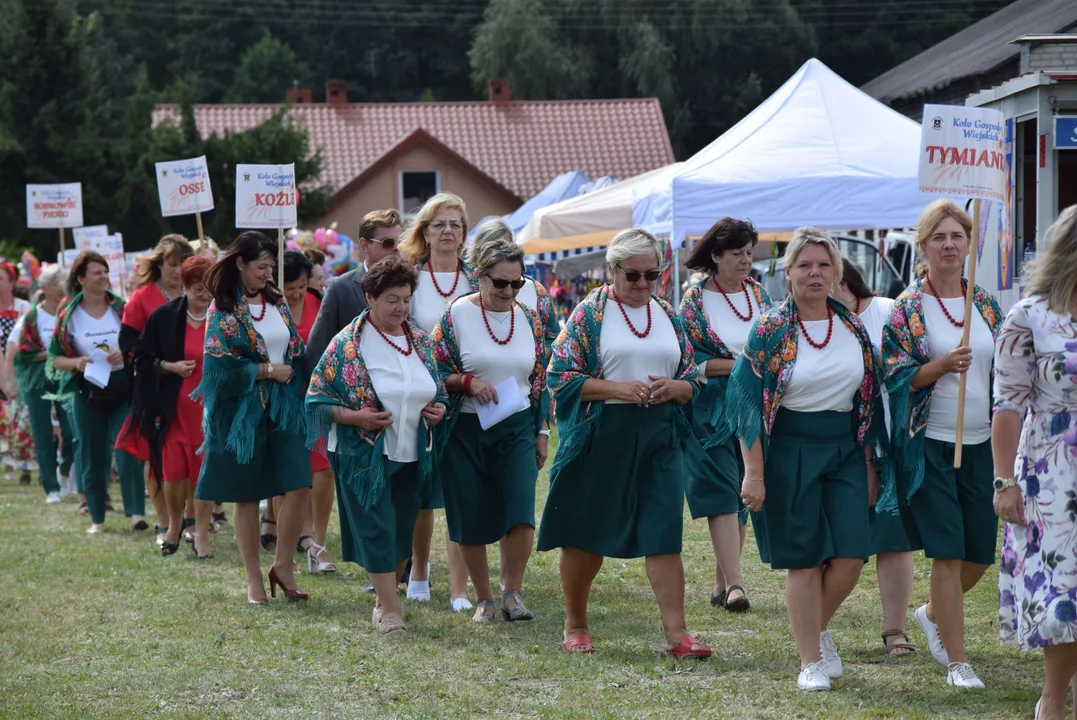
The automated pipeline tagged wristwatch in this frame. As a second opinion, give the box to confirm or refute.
[993,476,1017,492]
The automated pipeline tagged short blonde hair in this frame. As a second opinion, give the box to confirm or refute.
[131,234,193,289]
[916,199,972,253]
[1024,205,1077,313]
[398,193,469,265]
[783,226,843,285]
[190,236,219,259]
[606,228,661,268]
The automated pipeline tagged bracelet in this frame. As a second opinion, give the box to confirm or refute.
[265,361,273,380]
[461,374,474,397]
[538,429,551,437]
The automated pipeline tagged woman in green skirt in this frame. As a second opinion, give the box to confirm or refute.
[883,199,1002,688]
[49,252,146,535]
[307,257,447,635]
[538,228,711,659]
[730,227,891,692]
[431,237,549,624]
[679,217,772,612]
[193,232,312,605]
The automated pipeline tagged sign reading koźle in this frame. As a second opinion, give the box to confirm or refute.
[156,156,214,216]
[235,164,297,229]
[26,183,84,228]
[918,105,1008,202]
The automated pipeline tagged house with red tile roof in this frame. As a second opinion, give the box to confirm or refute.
[152,80,675,233]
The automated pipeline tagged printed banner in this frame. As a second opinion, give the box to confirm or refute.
[919,105,1008,203]
[73,226,126,294]
[156,155,214,217]
[999,118,1015,290]
[235,164,298,229]
[27,183,83,229]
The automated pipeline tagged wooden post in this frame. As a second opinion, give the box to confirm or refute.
[194,211,205,243]
[277,227,284,288]
[952,199,980,468]
[59,227,66,268]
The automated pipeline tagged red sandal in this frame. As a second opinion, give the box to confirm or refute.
[667,635,712,659]
[563,633,596,654]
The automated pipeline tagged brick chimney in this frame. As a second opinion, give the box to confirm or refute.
[488,78,511,104]
[326,80,348,105]
[286,87,313,104]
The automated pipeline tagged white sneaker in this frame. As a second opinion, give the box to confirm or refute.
[819,630,843,679]
[406,580,430,601]
[946,661,984,689]
[915,604,949,667]
[45,491,61,504]
[797,662,831,691]
[450,597,474,613]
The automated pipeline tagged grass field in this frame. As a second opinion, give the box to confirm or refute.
[0,441,1045,720]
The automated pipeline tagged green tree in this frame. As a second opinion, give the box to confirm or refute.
[224,30,311,104]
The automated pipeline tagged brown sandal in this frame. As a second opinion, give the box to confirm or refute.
[882,629,917,656]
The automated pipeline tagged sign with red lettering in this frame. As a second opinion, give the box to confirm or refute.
[73,226,127,294]
[26,183,83,228]
[156,156,214,217]
[235,163,298,229]
[919,105,1007,202]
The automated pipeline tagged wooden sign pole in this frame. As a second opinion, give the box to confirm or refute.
[195,211,205,243]
[59,227,66,268]
[952,198,980,468]
[277,227,284,288]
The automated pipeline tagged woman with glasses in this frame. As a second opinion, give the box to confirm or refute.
[538,228,711,658]
[431,236,548,623]
[398,193,477,611]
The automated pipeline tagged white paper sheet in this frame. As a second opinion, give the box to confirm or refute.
[84,349,112,389]
[475,377,529,430]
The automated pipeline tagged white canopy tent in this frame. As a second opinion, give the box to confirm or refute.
[634,58,926,246]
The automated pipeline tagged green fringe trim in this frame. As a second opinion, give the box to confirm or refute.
[547,378,604,480]
[191,363,260,463]
[700,377,734,450]
[886,366,928,506]
[13,358,47,394]
[725,366,767,459]
[328,441,387,510]
[868,394,899,514]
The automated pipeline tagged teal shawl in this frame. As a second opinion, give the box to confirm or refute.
[305,312,446,509]
[190,287,306,463]
[678,277,771,449]
[882,278,1002,503]
[546,284,701,478]
[14,304,49,393]
[726,296,895,511]
[45,291,126,400]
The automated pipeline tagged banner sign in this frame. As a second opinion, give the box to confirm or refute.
[1055,116,1077,150]
[235,164,298,229]
[918,105,1008,203]
[998,117,1015,290]
[26,183,83,228]
[74,226,126,293]
[156,155,214,217]
[73,225,110,250]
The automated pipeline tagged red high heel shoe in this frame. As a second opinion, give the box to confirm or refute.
[268,566,309,602]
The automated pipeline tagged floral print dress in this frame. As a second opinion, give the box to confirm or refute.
[996,295,1077,649]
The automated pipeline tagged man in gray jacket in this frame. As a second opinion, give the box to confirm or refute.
[305,208,404,372]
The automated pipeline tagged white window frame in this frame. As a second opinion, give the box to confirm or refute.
[398,169,441,217]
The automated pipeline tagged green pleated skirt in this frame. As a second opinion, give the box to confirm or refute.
[440,410,537,546]
[538,403,684,559]
[684,433,743,522]
[761,409,870,570]
[900,438,997,564]
[870,507,915,555]
[335,459,421,574]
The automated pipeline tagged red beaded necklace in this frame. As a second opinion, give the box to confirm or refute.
[714,278,752,322]
[854,296,862,315]
[924,275,967,328]
[428,259,461,298]
[371,319,413,356]
[248,294,268,322]
[611,288,652,338]
[479,295,515,345]
[797,303,834,349]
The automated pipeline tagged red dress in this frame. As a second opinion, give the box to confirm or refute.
[161,321,206,483]
[115,283,171,462]
[296,292,330,475]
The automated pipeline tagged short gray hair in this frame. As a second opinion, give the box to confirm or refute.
[469,236,524,276]
[606,228,661,268]
[783,226,843,285]
[37,264,67,289]
[467,218,513,265]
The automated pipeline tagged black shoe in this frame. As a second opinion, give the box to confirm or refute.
[260,515,277,552]
[155,525,168,547]
[296,534,314,554]
[210,511,229,533]
[190,539,213,560]
[182,517,196,544]
[399,557,413,586]
[19,471,31,486]
[161,540,180,556]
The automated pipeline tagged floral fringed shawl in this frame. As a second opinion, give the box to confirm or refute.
[14,304,49,393]
[679,277,771,449]
[46,291,126,398]
[431,295,549,439]
[547,285,701,478]
[726,296,896,511]
[306,312,446,509]
[190,287,306,464]
[416,259,479,296]
[882,278,1001,503]
[531,277,560,365]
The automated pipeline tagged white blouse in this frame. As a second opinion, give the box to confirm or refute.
[249,302,290,365]
[360,324,438,462]
[412,267,476,334]
[856,296,895,434]
[600,299,680,404]
[782,318,865,412]
[449,297,535,415]
[701,285,759,357]
[923,296,994,445]
[8,308,56,349]
[70,306,123,370]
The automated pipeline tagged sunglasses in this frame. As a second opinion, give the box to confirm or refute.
[430,221,464,234]
[617,266,661,283]
[366,236,398,249]
[485,276,526,290]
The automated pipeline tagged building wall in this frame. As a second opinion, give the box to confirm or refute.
[1030,43,1077,71]
[313,145,519,236]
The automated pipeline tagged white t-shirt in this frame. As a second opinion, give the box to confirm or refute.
[449,298,535,415]
[10,307,58,351]
[249,302,290,365]
[782,318,865,412]
[360,324,438,462]
[855,296,895,434]
[412,267,476,334]
[516,279,539,314]
[701,285,760,357]
[924,296,994,444]
[7,313,25,349]
[600,299,680,404]
[70,306,123,369]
